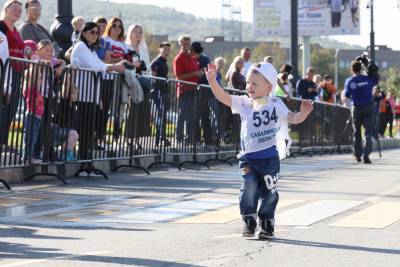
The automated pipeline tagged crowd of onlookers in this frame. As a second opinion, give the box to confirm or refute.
[0,0,399,167]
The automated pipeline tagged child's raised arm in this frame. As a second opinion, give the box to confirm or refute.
[287,99,313,124]
[205,63,232,107]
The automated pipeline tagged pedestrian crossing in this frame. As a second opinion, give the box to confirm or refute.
[329,202,400,229]
[0,192,399,229]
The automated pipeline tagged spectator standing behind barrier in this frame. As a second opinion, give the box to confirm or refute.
[313,74,322,101]
[34,39,65,77]
[93,16,111,63]
[151,42,171,147]
[0,0,25,152]
[379,90,396,138]
[70,22,124,165]
[275,72,292,98]
[226,47,252,81]
[173,35,202,144]
[213,56,226,141]
[227,56,246,90]
[30,40,65,160]
[279,63,294,95]
[125,24,150,72]
[344,61,378,164]
[394,97,400,138]
[103,17,127,64]
[71,16,84,44]
[19,1,55,46]
[241,47,253,77]
[23,65,43,164]
[372,85,384,139]
[394,98,400,138]
[190,41,215,145]
[214,57,226,86]
[319,75,337,103]
[296,68,318,100]
[124,24,152,148]
[98,18,128,147]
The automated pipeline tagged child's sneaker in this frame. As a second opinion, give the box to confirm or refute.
[258,219,275,240]
[242,217,257,237]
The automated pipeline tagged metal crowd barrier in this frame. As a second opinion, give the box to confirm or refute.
[0,57,354,190]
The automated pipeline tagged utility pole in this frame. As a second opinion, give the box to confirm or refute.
[368,0,375,62]
[291,0,299,83]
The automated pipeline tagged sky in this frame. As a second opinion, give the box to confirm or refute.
[110,0,400,50]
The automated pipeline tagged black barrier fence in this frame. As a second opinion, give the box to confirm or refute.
[0,56,353,189]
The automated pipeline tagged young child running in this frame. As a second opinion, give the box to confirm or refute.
[205,62,313,240]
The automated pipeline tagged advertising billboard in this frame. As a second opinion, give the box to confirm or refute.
[254,0,360,36]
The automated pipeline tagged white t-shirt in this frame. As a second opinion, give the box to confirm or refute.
[242,60,253,77]
[231,95,291,160]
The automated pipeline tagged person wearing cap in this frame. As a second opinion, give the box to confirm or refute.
[151,42,171,146]
[205,62,313,240]
[190,41,215,145]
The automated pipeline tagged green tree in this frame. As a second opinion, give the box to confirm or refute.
[381,67,400,96]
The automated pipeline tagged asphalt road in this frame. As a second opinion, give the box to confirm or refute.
[0,150,399,267]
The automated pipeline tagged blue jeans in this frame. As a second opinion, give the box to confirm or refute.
[24,114,41,158]
[238,156,280,220]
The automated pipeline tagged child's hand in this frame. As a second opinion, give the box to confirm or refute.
[300,100,313,114]
[204,63,217,82]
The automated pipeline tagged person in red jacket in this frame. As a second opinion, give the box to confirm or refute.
[0,0,25,151]
[173,35,203,144]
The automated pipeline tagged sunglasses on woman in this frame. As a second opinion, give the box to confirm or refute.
[112,24,123,29]
[87,30,99,35]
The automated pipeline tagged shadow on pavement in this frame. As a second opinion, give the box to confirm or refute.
[272,238,400,255]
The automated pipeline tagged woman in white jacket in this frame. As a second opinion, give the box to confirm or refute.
[70,22,124,163]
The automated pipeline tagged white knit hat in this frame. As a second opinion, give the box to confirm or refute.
[247,62,278,90]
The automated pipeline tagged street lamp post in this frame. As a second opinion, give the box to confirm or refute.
[291,0,299,84]
[367,0,375,62]
[50,0,74,55]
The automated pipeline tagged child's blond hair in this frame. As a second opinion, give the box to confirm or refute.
[71,16,85,29]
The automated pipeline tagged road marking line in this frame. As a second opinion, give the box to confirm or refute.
[0,251,112,267]
[277,200,364,226]
[172,199,304,224]
[173,205,239,224]
[330,202,400,228]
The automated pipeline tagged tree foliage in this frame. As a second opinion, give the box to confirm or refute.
[381,68,400,96]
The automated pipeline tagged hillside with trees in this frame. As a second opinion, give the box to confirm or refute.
[7,0,362,50]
